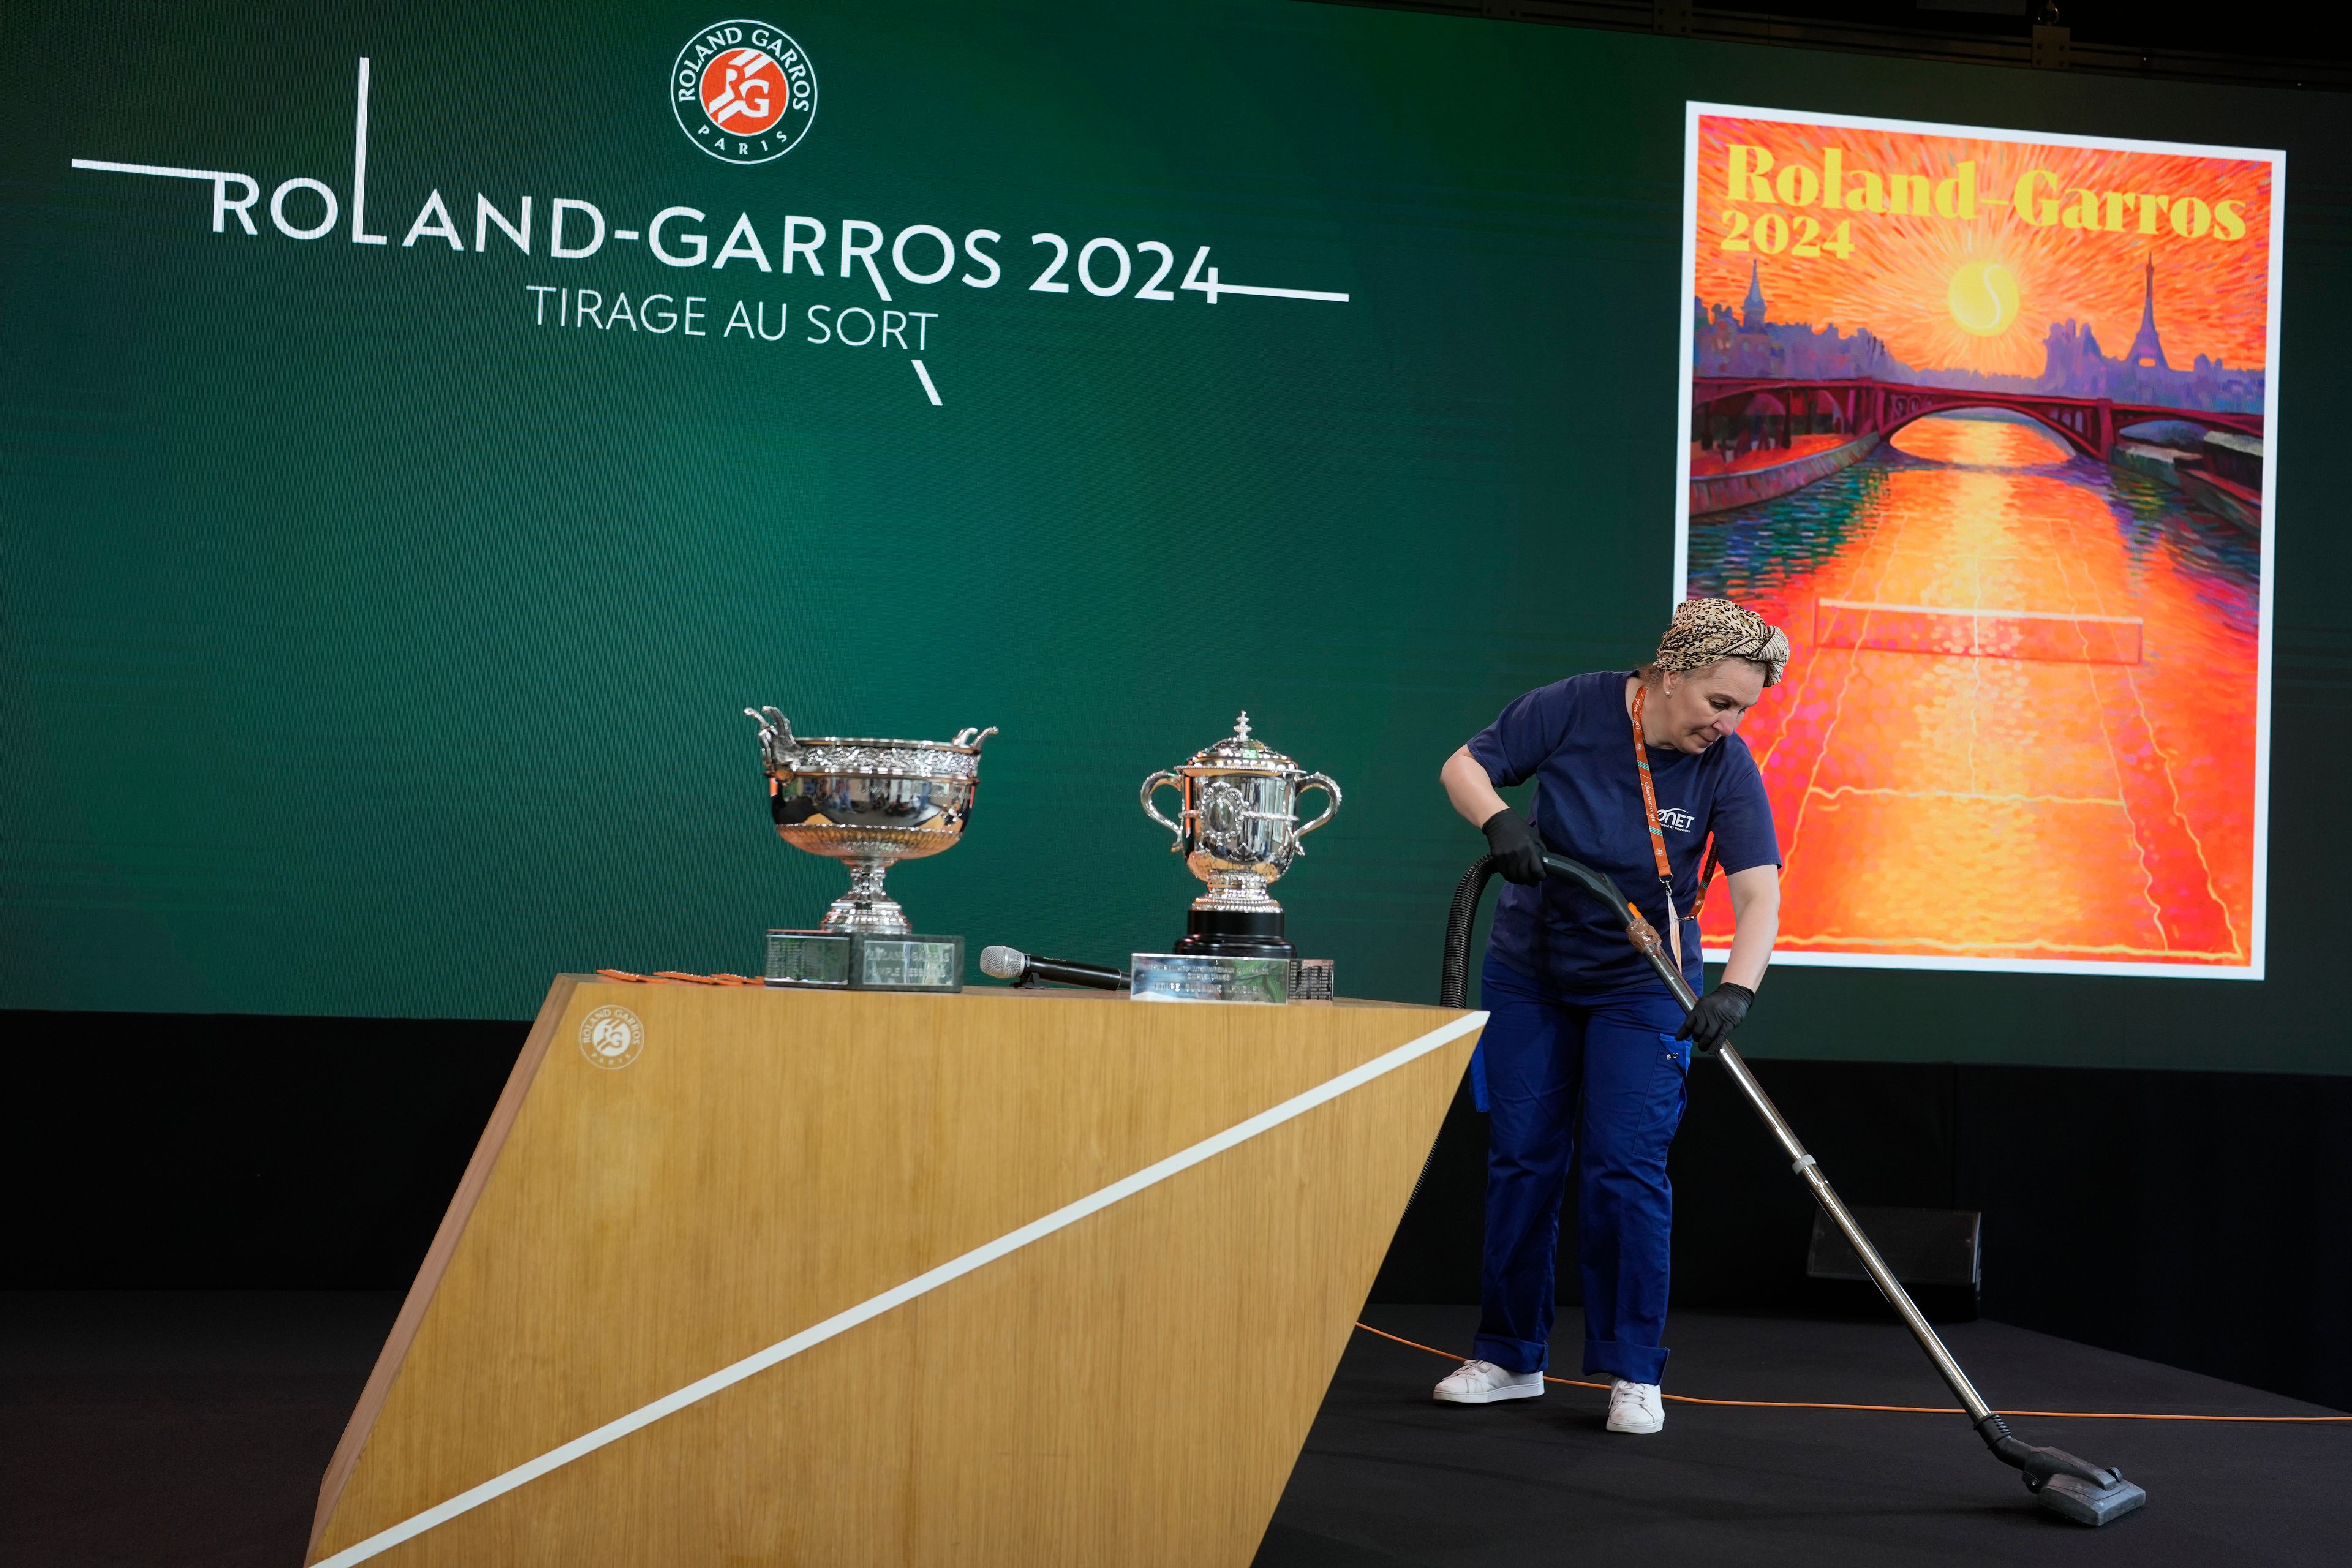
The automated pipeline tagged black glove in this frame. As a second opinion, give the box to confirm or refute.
[1480,808,1548,886]
[1676,981,1754,1054]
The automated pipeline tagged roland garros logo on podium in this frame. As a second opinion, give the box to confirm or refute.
[578,1004,646,1070]
[671,19,817,164]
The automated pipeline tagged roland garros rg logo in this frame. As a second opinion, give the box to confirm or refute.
[673,19,816,164]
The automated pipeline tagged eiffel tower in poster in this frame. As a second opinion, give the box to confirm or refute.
[2124,254,2169,371]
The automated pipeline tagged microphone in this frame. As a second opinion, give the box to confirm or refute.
[979,945,1131,991]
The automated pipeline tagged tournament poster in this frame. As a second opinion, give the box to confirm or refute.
[1676,105,2282,976]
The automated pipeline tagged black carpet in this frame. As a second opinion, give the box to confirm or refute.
[1262,1305,2350,1567]
[4,1294,2343,1567]
[1,1291,400,1568]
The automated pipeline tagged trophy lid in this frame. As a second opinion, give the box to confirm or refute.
[1180,712,1298,774]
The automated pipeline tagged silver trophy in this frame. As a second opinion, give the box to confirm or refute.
[746,708,995,987]
[1140,712,1340,960]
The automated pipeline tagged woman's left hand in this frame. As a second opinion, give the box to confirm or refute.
[1676,981,1754,1053]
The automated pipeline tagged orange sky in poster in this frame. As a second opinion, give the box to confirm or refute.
[1692,116,2274,378]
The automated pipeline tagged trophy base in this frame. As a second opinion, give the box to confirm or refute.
[820,894,910,936]
[766,930,964,992]
[1175,905,1295,961]
[1131,952,1291,1005]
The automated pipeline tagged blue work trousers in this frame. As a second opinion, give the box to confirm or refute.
[1472,951,1691,1386]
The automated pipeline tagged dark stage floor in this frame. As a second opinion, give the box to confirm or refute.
[1264,1305,2349,1567]
[0,1291,400,1568]
[2,1294,2343,1567]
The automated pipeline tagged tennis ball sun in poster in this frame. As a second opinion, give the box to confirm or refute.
[1676,105,2281,977]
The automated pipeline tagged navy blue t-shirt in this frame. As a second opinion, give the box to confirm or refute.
[1468,669,1781,995]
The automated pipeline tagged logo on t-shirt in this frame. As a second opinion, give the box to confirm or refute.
[1657,807,1696,832]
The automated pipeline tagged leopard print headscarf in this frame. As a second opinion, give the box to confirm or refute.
[1654,597,1789,687]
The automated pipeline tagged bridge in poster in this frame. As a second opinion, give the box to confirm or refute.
[1691,375,2265,460]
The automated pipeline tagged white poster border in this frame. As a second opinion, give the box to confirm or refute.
[1674,100,2282,982]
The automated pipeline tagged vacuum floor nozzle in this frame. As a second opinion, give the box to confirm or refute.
[1980,1418,2147,1526]
[2034,1468,2149,1527]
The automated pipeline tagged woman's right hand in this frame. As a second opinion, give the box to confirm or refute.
[1480,809,1549,885]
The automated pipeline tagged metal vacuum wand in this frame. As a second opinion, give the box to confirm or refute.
[1439,851,2146,1528]
[1534,855,2003,1417]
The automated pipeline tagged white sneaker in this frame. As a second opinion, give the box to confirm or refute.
[1433,1359,1545,1404]
[1606,1378,1664,1433]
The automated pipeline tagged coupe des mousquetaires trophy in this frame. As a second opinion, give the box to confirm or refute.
[746,706,995,992]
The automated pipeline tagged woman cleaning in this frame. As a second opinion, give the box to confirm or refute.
[1433,597,1789,1434]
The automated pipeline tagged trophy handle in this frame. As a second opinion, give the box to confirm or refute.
[1294,773,1342,839]
[745,706,796,770]
[1140,771,1187,845]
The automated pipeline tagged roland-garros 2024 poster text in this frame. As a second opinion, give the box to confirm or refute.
[1676,105,2282,978]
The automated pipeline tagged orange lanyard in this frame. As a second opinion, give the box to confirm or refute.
[1629,684,1684,971]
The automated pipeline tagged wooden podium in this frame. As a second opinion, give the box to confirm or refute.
[308,976,1482,1567]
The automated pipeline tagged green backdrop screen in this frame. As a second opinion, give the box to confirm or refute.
[4,1,2347,1069]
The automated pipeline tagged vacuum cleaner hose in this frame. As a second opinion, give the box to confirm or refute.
[1439,855,1499,1011]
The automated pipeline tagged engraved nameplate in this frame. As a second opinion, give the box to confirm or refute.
[767,931,963,992]
[1129,952,1291,1005]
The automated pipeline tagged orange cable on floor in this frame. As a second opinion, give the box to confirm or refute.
[1354,1322,2352,1424]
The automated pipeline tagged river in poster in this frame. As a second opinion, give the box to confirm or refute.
[1675,104,2281,977]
